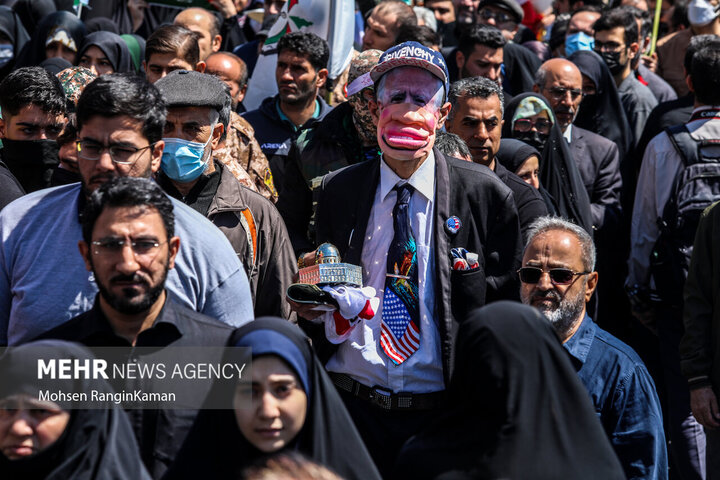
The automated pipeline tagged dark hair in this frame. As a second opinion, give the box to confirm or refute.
[457,24,506,59]
[684,34,720,73]
[145,24,200,67]
[435,131,472,160]
[277,31,329,72]
[0,66,66,117]
[568,5,602,20]
[569,0,604,9]
[691,44,720,105]
[77,73,167,144]
[593,9,638,47]
[375,0,418,33]
[619,5,651,39]
[206,51,249,89]
[672,0,689,30]
[396,24,441,49]
[448,76,505,122]
[81,176,174,244]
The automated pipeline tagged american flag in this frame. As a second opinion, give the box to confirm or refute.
[380,288,420,364]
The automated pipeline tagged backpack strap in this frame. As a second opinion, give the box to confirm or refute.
[665,124,699,167]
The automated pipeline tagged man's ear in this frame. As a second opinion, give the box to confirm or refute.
[584,271,598,302]
[628,41,640,60]
[210,121,224,149]
[238,84,247,103]
[369,98,380,127]
[167,236,180,269]
[455,50,466,73]
[78,240,93,272]
[212,35,222,53]
[316,68,329,89]
[436,102,452,129]
[150,139,164,174]
[195,61,206,73]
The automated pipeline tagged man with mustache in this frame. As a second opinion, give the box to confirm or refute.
[0,73,254,346]
[290,41,522,476]
[445,76,547,240]
[520,216,667,480]
[534,58,622,237]
[242,31,332,196]
[37,177,235,478]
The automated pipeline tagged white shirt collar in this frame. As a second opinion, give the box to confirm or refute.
[379,150,436,202]
[563,123,573,143]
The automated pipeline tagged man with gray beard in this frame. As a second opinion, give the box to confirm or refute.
[520,216,668,480]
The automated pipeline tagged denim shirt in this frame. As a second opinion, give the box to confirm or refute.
[564,314,668,480]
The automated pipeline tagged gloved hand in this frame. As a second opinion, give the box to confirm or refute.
[318,285,379,343]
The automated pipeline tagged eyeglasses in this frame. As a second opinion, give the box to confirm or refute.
[77,140,156,165]
[593,41,625,53]
[546,86,584,101]
[513,118,552,135]
[478,8,516,25]
[91,238,167,262]
[518,266,591,285]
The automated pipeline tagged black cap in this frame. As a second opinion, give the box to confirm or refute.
[479,0,524,23]
[155,70,229,111]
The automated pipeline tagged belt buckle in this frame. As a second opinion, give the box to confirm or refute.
[369,386,393,410]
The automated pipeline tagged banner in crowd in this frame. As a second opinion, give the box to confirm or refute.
[243,0,355,111]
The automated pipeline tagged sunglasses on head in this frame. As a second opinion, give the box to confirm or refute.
[517,266,590,285]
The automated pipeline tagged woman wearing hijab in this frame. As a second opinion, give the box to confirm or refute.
[568,50,633,163]
[0,340,151,480]
[496,138,558,215]
[77,31,133,75]
[0,5,28,81]
[162,318,381,480]
[12,0,55,36]
[15,10,86,68]
[502,93,593,234]
[395,302,626,480]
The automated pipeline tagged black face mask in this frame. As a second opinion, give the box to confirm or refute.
[1,139,59,193]
[50,165,81,187]
[599,50,626,75]
[514,131,548,151]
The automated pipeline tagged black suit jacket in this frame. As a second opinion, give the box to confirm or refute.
[310,149,522,385]
[569,126,622,234]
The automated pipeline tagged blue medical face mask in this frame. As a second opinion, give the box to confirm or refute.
[564,32,595,57]
[0,44,13,69]
[161,134,213,183]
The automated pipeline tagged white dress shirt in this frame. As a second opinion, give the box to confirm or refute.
[324,152,445,393]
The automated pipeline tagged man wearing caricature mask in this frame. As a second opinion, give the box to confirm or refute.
[288,41,522,477]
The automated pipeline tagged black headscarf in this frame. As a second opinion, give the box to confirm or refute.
[85,16,119,34]
[568,50,633,161]
[162,318,381,480]
[502,93,593,234]
[496,137,541,173]
[0,340,151,480]
[0,5,28,80]
[395,302,626,480]
[502,42,542,96]
[78,31,133,74]
[12,0,55,36]
[15,10,86,68]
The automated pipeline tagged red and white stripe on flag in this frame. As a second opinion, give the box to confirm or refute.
[380,321,420,365]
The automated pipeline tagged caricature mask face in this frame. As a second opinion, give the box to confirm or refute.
[371,67,449,162]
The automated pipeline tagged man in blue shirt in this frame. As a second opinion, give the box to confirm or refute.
[520,215,668,480]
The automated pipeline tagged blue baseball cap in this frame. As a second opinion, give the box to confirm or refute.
[370,41,449,100]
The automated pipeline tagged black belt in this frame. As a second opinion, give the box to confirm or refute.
[329,372,446,411]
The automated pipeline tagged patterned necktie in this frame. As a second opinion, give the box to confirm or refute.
[380,183,420,365]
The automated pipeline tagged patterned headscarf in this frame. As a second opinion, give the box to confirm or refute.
[57,66,96,112]
[347,49,382,146]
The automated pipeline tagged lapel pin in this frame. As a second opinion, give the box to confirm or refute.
[445,216,461,234]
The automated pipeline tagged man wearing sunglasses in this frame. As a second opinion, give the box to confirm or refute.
[520,216,667,480]
[476,0,523,42]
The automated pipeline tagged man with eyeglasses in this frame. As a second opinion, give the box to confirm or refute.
[520,215,667,480]
[36,176,236,478]
[0,73,254,346]
[594,8,658,148]
[534,58,622,237]
[476,0,523,42]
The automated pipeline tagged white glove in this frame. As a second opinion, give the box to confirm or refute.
[318,285,379,344]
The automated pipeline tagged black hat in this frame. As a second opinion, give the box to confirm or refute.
[155,70,229,111]
[479,0,524,23]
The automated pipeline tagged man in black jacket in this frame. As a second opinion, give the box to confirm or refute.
[445,76,547,241]
[242,31,332,195]
[289,41,522,477]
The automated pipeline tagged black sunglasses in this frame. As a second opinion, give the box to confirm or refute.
[517,266,590,285]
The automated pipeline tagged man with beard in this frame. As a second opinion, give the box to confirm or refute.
[520,216,667,480]
[0,73,254,346]
[290,41,522,476]
[446,76,547,240]
[454,24,505,85]
[37,177,235,478]
[0,67,66,195]
[534,58,622,236]
[243,31,332,196]
[594,9,658,148]
[362,0,418,52]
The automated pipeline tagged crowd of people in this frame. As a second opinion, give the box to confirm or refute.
[0,0,718,478]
